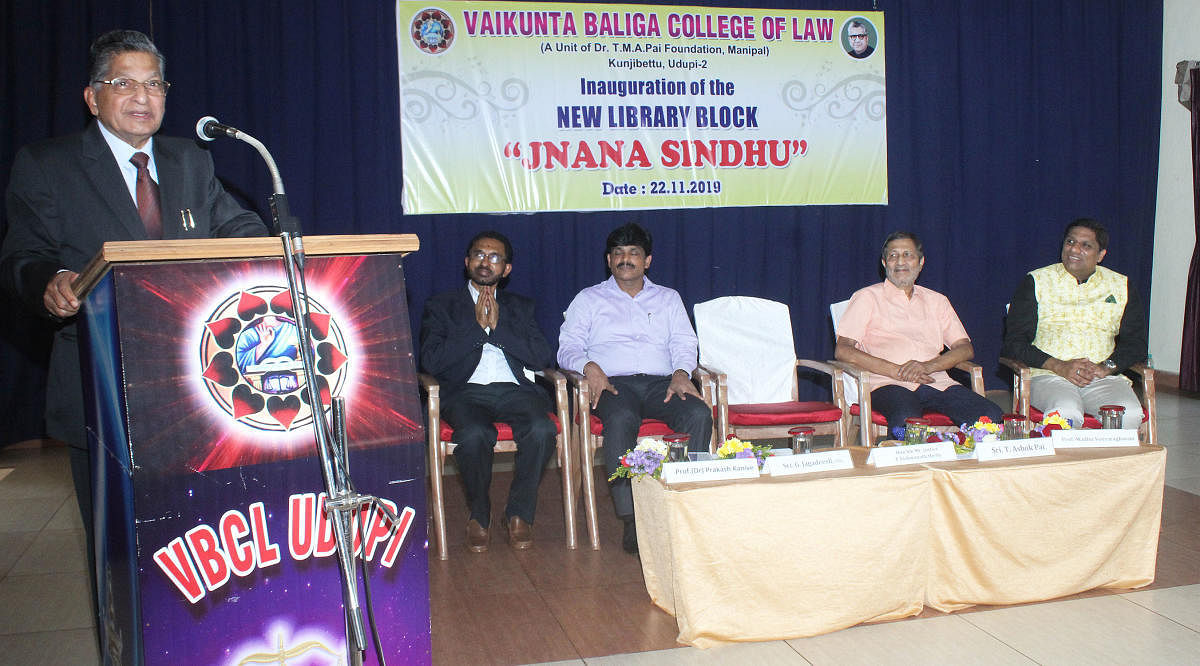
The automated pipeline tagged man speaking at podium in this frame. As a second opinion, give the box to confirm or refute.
[0,30,265,575]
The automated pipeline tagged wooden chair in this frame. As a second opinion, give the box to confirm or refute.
[420,370,576,560]
[694,297,848,447]
[564,369,713,550]
[830,299,989,446]
[999,357,1157,445]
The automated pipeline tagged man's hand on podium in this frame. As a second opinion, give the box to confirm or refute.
[44,270,80,318]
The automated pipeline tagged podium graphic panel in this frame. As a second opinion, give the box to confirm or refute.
[85,252,430,664]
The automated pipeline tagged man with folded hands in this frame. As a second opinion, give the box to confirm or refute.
[420,231,557,552]
[1001,218,1146,429]
[835,231,1003,437]
[558,222,712,554]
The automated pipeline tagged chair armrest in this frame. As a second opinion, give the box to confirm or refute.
[417,372,440,410]
[536,368,571,421]
[693,365,719,406]
[797,359,847,412]
[796,358,838,378]
[997,357,1030,375]
[1126,362,1154,382]
[560,368,590,419]
[829,359,870,389]
[952,361,986,396]
[417,373,440,446]
[696,364,727,445]
[830,359,874,447]
[1127,363,1157,446]
[417,372,439,395]
[998,357,1031,417]
[560,367,586,393]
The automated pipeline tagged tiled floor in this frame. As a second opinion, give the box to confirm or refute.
[2,391,1199,665]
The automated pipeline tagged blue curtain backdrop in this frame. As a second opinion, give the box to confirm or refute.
[0,0,1163,444]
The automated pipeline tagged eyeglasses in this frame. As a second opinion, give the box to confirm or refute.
[848,33,869,40]
[94,77,171,97]
[471,250,505,264]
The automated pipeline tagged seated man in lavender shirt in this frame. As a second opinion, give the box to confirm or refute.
[558,222,712,554]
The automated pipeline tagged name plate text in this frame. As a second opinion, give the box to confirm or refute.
[763,449,854,476]
[662,457,760,484]
[975,437,1056,461]
[867,441,957,467]
[1051,429,1140,448]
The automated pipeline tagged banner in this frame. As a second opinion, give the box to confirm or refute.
[396,1,887,214]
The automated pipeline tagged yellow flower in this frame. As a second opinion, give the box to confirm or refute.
[1043,410,1072,429]
[716,437,751,458]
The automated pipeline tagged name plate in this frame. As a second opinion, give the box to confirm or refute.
[1051,428,1141,448]
[763,449,854,476]
[867,441,957,467]
[661,457,760,484]
[975,437,1056,461]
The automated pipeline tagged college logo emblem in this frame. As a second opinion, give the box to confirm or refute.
[199,286,349,431]
[410,8,454,54]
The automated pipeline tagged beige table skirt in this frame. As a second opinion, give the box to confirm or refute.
[633,445,1165,648]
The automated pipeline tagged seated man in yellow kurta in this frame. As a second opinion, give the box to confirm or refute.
[1002,218,1147,428]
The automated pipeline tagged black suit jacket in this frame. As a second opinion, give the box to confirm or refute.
[2,120,266,312]
[0,120,267,445]
[419,286,553,405]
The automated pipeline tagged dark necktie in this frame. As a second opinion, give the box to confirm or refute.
[129,152,162,239]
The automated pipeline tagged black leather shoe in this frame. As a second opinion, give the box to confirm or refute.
[503,515,533,550]
[622,518,638,554]
[466,519,489,553]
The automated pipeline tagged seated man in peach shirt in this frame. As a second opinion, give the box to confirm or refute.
[834,231,1003,436]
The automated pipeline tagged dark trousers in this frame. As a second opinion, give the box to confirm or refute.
[595,374,713,517]
[443,382,557,527]
[870,383,1004,435]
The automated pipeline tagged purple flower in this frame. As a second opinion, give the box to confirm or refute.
[623,448,665,476]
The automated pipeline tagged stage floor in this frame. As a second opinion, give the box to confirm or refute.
[2,390,1199,664]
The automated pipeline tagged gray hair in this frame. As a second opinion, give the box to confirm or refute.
[88,30,165,86]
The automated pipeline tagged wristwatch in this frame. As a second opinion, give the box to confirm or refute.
[1102,359,1117,372]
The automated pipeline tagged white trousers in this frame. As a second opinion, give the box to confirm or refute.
[1029,374,1144,429]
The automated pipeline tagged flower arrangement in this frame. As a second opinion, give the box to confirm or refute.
[955,415,1001,454]
[716,436,773,468]
[892,425,958,447]
[609,437,669,481]
[1029,410,1074,437]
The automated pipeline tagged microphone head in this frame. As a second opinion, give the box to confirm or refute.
[196,116,220,141]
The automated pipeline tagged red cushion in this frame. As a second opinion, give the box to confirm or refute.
[727,401,843,426]
[922,412,958,427]
[847,404,972,428]
[587,416,673,437]
[441,413,560,442]
[849,403,889,425]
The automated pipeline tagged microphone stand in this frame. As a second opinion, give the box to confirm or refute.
[281,232,399,665]
[204,118,400,665]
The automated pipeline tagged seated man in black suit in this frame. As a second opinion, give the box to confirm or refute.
[420,231,557,552]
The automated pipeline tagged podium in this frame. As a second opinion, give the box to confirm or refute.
[73,235,429,664]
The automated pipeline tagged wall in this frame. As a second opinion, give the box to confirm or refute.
[1151,0,1200,373]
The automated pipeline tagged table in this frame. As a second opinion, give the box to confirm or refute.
[633,445,1165,648]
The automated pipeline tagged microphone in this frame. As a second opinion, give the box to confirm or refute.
[193,115,297,236]
[195,116,240,141]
